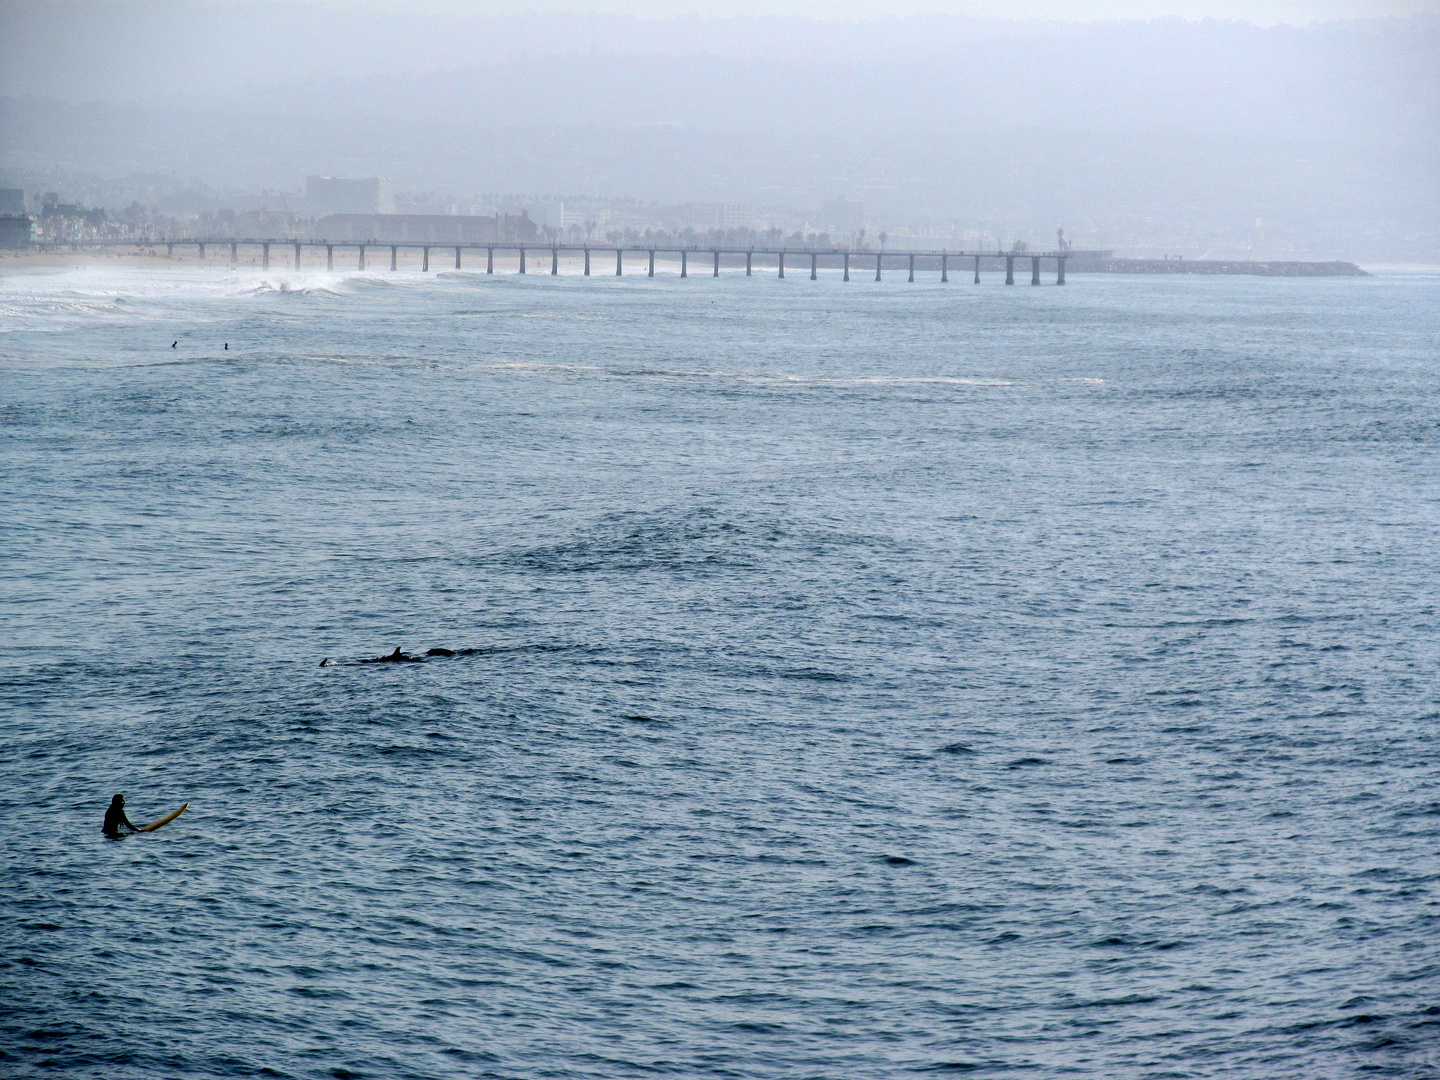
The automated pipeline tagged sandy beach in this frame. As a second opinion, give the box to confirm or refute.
[0,248,256,271]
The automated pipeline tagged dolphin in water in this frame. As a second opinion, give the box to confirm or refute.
[360,647,425,664]
[320,646,478,666]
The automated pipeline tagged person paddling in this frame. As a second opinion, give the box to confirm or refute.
[102,794,140,838]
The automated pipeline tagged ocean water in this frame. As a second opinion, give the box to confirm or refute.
[1,263,1437,1079]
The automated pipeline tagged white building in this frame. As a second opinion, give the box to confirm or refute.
[305,177,395,216]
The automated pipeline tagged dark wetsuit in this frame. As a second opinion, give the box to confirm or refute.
[103,803,139,838]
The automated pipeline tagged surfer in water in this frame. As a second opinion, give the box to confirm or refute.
[102,794,140,838]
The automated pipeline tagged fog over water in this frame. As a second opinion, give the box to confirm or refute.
[1,1,1437,257]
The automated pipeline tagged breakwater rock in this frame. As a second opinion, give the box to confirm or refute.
[1072,258,1368,277]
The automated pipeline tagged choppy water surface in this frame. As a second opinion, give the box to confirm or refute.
[2,264,1438,1079]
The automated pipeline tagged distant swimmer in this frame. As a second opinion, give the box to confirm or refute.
[171,341,177,348]
[102,794,140,838]
[224,343,229,350]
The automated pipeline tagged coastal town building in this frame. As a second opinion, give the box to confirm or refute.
[305,176,395,216]
[1,188,33,247]
[0,215,32,248]
[310,212,538,244]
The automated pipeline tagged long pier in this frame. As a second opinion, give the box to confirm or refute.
[39,238,1073,284]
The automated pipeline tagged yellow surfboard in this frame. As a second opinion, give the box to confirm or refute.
[139,803,189,833]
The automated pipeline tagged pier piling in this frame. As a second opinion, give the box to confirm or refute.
[67,237,1078,292]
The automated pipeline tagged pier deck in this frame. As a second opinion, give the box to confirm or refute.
[27,239,1366,280]
[34,239,1076,284]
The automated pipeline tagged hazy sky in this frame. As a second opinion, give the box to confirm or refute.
[317,0,1439,19]
[2,0,1436,257]
[6,0,1438,104]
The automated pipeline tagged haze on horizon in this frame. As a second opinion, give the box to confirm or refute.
[1,0,1436,259]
